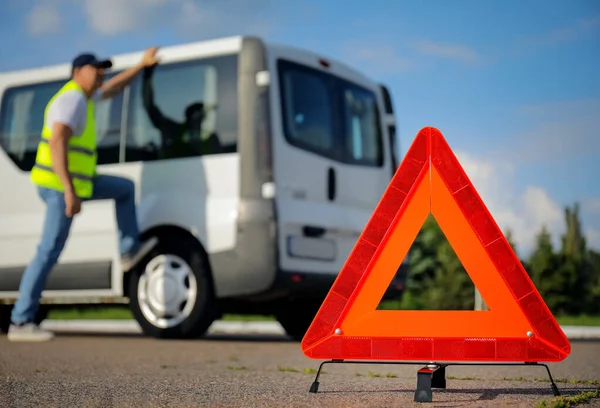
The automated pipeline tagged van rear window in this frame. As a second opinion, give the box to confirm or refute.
[277,59,383,167]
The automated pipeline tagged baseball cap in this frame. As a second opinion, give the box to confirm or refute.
[71,53,113,70]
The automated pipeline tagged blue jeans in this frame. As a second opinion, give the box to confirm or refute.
[10,174,141,325]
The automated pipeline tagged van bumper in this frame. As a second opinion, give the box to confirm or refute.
[272,263,408,301]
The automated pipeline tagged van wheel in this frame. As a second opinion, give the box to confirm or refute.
[128,238,217,339]
[275,298,321,341]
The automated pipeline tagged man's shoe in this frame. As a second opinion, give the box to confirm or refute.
[7,323,55,342]
[121,236,159,272]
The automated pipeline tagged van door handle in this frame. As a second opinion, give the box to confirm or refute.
[303,226,326,237]
[327,167,336,201]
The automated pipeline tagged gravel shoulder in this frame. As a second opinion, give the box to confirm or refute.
[1,333,599,407]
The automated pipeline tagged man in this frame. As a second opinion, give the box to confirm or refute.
[7,48,162,342]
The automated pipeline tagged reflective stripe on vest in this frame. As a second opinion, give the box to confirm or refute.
[30,80,97,198]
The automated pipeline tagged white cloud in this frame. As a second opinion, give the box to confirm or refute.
[497,99,600,164]
[82,0,176,36]
[26,1,63,36]
[467,99,600,253]
[455,150,565,257]
[583,197,600,215]
[339,38,481,77]
[525,15,600,47]
[176,0,273,38]
[581,15,600,30]
[80,0,275,37]
[505,15,600,59]
[585,227,600,251]
[414,40,481,64]
[340,42,416,76]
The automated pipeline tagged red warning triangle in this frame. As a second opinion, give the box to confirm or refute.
[301,127,570,362]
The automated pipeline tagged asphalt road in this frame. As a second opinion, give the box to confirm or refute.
[1,332,599,408]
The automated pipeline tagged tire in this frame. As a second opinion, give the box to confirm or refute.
[275,298,322,341]
[128,237,217,339]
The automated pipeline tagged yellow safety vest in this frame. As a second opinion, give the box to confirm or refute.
[30,80,97,198]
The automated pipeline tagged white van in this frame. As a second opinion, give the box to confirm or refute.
[0,35,407,340]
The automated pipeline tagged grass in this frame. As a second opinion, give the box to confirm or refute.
[539,378,599,386]
[277,366,299,373]
[271,366,327,375]
[354,371,398,378]
[536,388,600,408]
[47,307,134,320]
[447,376,478,381]
[226,365,247,371]
[449,376,599,385]
[444,376,600,407]
[46,307,277,322]
[46,306,600,327]
[554,315,600,326]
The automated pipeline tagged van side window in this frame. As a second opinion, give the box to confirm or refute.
[0,77,123,171]
[0,81,62,171]
[277,59,383,167]
[342,84,383,166]
[124,54,238,162]
[279,66,334,155]
[94,90,124,165]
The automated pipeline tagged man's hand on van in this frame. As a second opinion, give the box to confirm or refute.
[65,190,82,218]
[99,47,160,100]
[140,47,160,68]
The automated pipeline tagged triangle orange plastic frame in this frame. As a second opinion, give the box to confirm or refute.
[301,127,570,363]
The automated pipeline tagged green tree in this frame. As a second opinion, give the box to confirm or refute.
[399,214,474,310]
[398,215,442,310]
[586,250,600,314]
[528,203,596,315]
[558,203,591,315]
[389,201,600,317]
[561,203,586,262]
[426,237,474,310]
[528,225,565,313]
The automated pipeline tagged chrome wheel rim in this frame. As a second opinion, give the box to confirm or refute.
[137,254,197,328]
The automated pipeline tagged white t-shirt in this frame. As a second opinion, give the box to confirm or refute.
[46,89,102,137]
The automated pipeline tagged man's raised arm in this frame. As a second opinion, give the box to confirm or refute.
[99,47,161,100]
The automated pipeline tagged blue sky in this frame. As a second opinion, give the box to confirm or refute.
[1,0,599,256]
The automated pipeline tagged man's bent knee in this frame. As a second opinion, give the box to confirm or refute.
[117,177,135,200]
[122,177,135,193]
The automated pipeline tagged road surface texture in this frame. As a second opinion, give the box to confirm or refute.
[1,332,599,408]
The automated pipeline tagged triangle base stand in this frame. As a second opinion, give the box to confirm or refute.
[308,359,561,403]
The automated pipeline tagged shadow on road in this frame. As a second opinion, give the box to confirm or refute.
[52,331,296,343]
[39,330,600,344]
[204,333,294,342]
[44,331,600,346]
[316,385,596,402]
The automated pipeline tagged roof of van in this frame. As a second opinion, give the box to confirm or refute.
[0,35,377,88]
